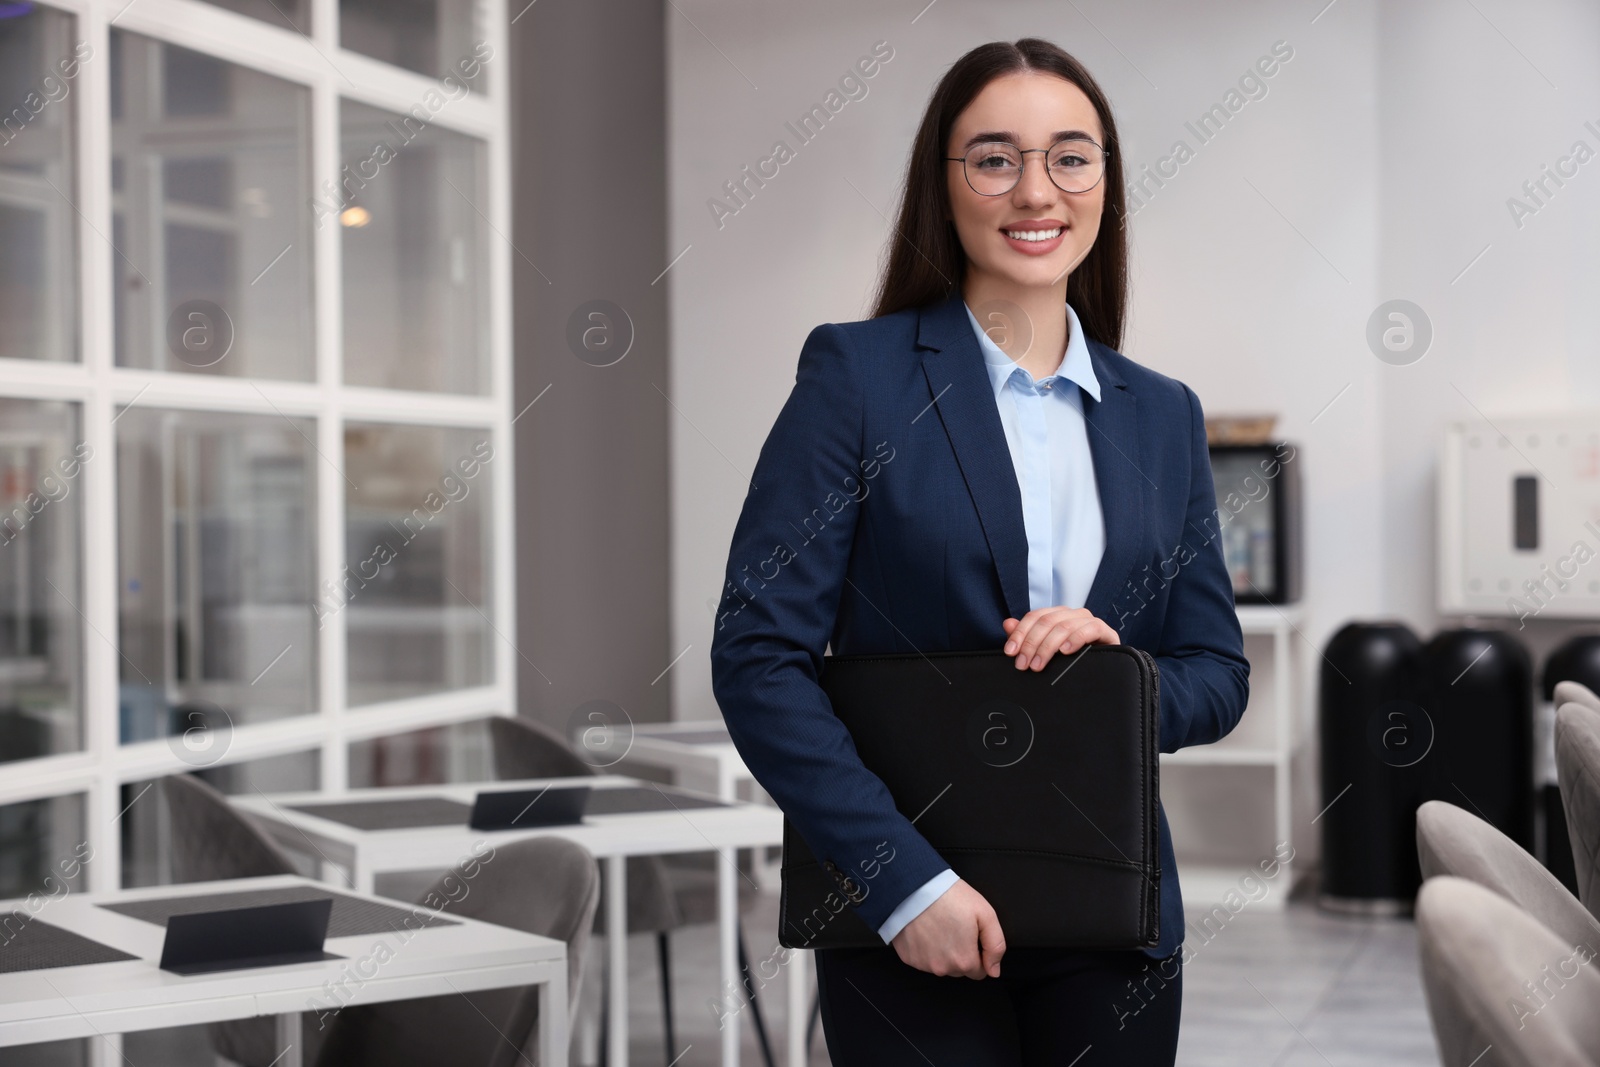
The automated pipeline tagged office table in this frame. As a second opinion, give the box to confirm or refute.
[233,775,787,1067]
[615,722,814,1067]
[0,874,568,1067]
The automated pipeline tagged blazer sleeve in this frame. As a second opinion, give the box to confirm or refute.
[1151,382,1252,753]
[709,323,951,934]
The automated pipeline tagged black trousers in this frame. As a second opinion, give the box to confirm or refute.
[814,942,1183,1066]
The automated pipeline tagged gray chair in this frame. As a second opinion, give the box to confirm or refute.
[1416,876,1600,1067]
[161,772,326,1067]
[487,715,776,1067]
[1416,799,1600,951]
[1557,701,1600,920]
[312,836,600,1067]
[163,770,300,882]
[1557,680,1600,715]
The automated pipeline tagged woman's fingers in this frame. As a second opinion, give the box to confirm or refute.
[1002,608,1120,670]
[1003,607,1087,664]
[975,899,1006,979]
[1088,619,1122,647]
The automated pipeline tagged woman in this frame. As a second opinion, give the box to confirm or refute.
[709,37,1249,1065]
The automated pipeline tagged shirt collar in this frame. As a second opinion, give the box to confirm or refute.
[963,299,1103,404]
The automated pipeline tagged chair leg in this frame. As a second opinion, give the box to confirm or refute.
[736,920,777,1067]
[597,954,608,1067]
[808,988,821,1051]
[657,931,676,1067]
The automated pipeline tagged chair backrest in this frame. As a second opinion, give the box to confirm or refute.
[1416,799,1600,951]
[488,715,597,781]
[1556,702,1600,919]
[312,836,601,1067]
[1416,876,1600,1067]
[160,772,298,883]
[1556,680,1600,715]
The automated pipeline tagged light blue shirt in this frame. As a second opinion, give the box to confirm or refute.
[875,299,1106,944]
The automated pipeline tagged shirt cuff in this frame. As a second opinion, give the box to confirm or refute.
[875,868,960,944]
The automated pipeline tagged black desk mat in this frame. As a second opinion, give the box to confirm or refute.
[286,786,728,831]
[100,885,458,937]
[0,913,139,973]
[291,797,473,830]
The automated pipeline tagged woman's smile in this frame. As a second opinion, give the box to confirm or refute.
[1000,217,1066,255]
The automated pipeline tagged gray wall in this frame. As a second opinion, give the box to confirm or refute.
[510,0,673,734]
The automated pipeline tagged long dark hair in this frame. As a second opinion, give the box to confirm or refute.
[870,38,1129,351]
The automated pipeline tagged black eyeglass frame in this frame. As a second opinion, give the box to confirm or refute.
[944,137,1112,196]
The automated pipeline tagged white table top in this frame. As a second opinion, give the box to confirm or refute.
[231,776,783,875]
[0,874,565,1049]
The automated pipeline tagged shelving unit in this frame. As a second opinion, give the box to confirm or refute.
[1161,603,1304,910]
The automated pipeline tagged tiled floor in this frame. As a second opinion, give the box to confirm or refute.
[1169,903,1439,1067]
[593,882,1443,1067]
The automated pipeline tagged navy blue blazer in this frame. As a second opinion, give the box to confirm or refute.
[709,289,1250,960]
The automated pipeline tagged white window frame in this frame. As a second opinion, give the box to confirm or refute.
[0,0,516,897]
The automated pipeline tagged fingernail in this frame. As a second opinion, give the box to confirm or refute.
[1004,641,1015,654]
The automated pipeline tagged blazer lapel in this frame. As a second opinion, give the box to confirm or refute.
[1080,341,1145,629]
[917,292,1031,622]
[916,292,1147,631]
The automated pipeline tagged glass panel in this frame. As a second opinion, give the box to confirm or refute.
[116,409,317,740]
[343,424,493,705]
[1211,449,1278,597]
[0,5,79,362]
[348,718,492,787]
[339,100,489,394]
[195,0,310,34]
[121,753,320,889]
[110,30,314,380]
[340,0,483,81]
[0,792,87,900]
[0,400,84,765]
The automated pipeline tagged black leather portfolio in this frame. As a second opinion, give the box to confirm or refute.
[778,646,1161,950]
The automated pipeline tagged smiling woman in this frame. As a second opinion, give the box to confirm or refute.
[710,35,1249,1067]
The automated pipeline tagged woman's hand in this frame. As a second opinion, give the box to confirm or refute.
[1002,606,1120,670]
[890,878,1005,979]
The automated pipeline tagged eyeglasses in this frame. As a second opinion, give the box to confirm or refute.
[945,138,1110,196]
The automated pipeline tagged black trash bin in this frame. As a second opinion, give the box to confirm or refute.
[1421,628,1534,852]
[1318,621,1429,913]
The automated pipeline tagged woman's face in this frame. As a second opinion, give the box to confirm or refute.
[945,71,1106,292]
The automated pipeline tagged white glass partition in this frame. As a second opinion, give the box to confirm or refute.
[0,0,512,921]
